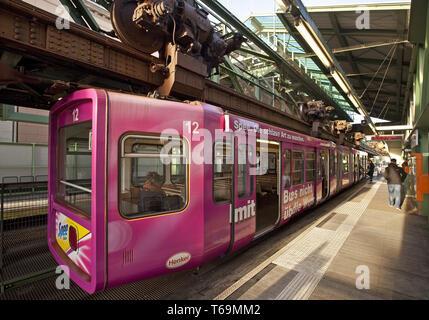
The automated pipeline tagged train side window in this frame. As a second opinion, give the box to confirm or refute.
[283,149,291,188]
[306,151,316,182]
[292,150,304,186]
[119,134,188,219]
[213,140,233,204]
[237,144,247,198]
[329,150,335,176]
[343,154,349,173]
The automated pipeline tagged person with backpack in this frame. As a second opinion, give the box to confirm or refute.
[383,158,407,210]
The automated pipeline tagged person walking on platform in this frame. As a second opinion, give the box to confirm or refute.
[368,160,375,182]
[383,159,407,210]
[402,161,409,174]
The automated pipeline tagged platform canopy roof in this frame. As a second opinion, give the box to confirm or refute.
[276,1,412,126]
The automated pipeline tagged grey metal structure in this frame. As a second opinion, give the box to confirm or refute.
[282,1,412,123]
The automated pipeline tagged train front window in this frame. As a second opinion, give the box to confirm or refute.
[57,121,92,217]
[343,154,349,173]
[119,134,188,218]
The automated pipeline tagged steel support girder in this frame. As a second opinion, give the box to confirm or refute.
[298,40,409,58]
[395,12,407,119]
[280,0,378,133]
[219,61,297,111]
[335,56,409,68]
[222,57,245,94]
[1,104,49,124]
[276,11,354,121]
[58,0,100,31]
[317,29,408,37]
[328,12,368,104]
[198,0,352,122]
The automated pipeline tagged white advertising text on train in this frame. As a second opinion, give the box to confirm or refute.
[283,184,314,220]
[231,200,256,223]
[233,119,305,142]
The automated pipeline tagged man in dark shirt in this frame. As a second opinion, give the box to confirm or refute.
[383,159,407,210]
[138,172,165,213]
[367,160,375,182]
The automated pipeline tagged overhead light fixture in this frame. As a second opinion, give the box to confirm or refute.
[348,94,366,117]
[348,94,360,109]
[331,70,349,94]
[295,19,331,69]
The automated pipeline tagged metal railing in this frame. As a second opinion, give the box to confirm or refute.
[0,181,56,294]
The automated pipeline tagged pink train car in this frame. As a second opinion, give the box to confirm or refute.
[47,89,368,293]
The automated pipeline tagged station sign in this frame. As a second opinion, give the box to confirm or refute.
[370,135,403,141]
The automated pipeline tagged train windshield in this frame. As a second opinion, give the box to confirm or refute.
[56,121,92,217]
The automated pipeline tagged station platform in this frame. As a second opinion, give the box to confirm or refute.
[214,179,429,300]
[1,178,428,300]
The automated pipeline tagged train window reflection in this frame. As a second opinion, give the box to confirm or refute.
[119,134,188,218]
[56,121,92,217]
[292,150,304,186]
[213,140,233,204]
[305,151,316,182]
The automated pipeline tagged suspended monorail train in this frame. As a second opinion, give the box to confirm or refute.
[48,89,368,293]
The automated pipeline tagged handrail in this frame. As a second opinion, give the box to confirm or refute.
[59,180,91,193]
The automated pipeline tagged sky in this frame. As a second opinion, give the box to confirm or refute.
[220,0,410,20]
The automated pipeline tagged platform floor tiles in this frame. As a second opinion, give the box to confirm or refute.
[217,181,429,300]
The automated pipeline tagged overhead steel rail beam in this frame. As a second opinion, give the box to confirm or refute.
[0,0,358,146]
[197,0,352,122]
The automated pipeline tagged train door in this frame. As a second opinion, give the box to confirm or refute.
[254,139,280,236]
[230,136,256,251]
[317,148,329,203]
